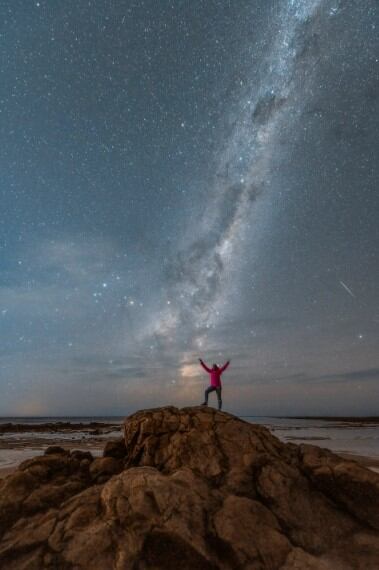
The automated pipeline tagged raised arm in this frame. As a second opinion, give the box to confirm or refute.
[220,360,230,373]
[199,358,211,373]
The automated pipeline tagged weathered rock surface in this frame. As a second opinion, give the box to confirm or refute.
[0,406,378,569]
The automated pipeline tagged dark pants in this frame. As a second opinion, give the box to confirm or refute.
[204,386,222,410]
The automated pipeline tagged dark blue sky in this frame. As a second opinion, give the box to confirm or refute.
[1,0,378,416]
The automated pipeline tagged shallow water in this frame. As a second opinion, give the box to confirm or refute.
[0,417,122,469]
[244,417,379,458]
[0,430,121,441]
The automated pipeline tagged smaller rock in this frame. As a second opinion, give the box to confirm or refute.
[70,450,93,462]
[19,454,70,477]
[103,438,127,459]
[44,446,67,455]
[89,457,123,481]
[79,458,91,471]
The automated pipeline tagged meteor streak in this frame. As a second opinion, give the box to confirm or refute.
[339,280,355,298]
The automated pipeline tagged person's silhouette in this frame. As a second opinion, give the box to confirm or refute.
[199,358,230,410]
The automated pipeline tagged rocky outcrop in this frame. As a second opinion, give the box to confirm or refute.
[0,422,120,434]
[0,406,378,569]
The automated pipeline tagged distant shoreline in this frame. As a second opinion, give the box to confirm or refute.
[240,416,379,423]
[1,415,378,422]
[277,416,379,423]
[0,421,121,434]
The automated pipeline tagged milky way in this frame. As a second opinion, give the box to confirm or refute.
[152,0,327,346]
[1,1,378,415]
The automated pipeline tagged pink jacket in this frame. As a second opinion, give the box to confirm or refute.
[200,359,230,387]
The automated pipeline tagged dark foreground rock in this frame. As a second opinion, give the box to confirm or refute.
[0,406,378,569]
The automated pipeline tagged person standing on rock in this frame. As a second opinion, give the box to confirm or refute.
[199,358,230,410]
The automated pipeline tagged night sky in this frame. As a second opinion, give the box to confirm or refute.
[1,1,378,416]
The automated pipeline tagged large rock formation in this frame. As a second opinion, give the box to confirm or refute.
[0,406,378,569]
